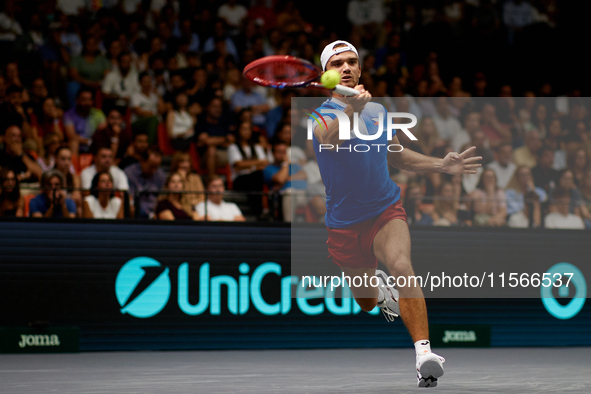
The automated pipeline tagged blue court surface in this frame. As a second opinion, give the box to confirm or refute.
[0,347,587,393]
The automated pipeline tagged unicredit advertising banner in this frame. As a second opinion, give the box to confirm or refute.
[0,220,589,351]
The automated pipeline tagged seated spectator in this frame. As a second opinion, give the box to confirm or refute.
[507,192,541,228]
[0,168,24,217]
[53,146,81,211]
[487,143,516,190]
[469,169,507,226]
[29,169,76,218]
[67,36,111,107]
[125,147,166,218]
[30,97,64,142]
[166,91,195,151]
[274,122,305,165]
[481,103,511,149]
[64,87,107,154]
[580,169,591,228]
[513,129,542,168]
[130,72,163,145]
[404,183,436,226]
[195,175,245,221]
[230,78,269,129]
[549,169,584,216]
[83,171,124,219]
[196,96,235,177]
[37,132,63,172]
[264,142,307,222]
[414,117,441,157]
[471,129,495,166]
[569,147,589,187]
[0,84,33,142]
[432,97,462,144]
[433,181,470,226]
[170,151,205,213]
[265,89,296,141]
[101,51,139,113]
[228,120,269,216]
[24,78,48,120]
[81,147,129,191]
[118,130,149,170]
[91,109,131,161]
[0,125,42,182]
[162,71,188,107]
[545,118,567,170]
[544,188,585,229]
[156,172,196,220]
[531,146,559,193]
[506,166,547,225]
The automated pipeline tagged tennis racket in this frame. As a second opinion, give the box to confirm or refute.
[243,55,360,96]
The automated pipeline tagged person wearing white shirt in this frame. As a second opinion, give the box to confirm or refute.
[487,144,517,190]
[81,147,129,192]
[195,176,245,222]
[217,0,248,33]
[56,0,86,16]
[130,72,163,123]
[102,52,140,109]
[83,171,124,219]
[451,112,479,153]
[432,97,462,142]
[227,121,269,217]
[544,188,585,229]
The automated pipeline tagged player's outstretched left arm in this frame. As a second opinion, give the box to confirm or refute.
[388,136,482,175]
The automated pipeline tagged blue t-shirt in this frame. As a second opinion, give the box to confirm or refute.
[312,98,400,228]
[29,193,77,217]
[264,163,307,191]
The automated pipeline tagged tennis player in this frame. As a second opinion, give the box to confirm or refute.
[311,40,482,388]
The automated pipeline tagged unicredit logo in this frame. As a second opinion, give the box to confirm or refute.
[115,257,171,318]
[115,258,379,319]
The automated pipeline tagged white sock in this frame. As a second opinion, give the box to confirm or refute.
[414,339,431,356]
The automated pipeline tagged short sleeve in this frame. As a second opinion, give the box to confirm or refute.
[227,144,242,167]
[29,195,43,216]
[155,200,168,215]
[195,202,205,216]
[263,166,276,184]
[130,93,141,108]
[63,110,74,126]
[113,168,129,191]
[65,198,77,214]
[80,168,94,189]
[230,202,243,218]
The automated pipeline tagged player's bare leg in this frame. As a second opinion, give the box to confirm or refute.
[372,219,428,340]
[340,266,379,312]
[373,218,445,388]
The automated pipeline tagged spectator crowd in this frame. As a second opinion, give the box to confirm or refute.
[0,0,589,229]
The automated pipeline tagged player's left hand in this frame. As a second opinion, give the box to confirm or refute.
[442,146,482,175]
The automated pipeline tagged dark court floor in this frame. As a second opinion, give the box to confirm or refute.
[0,348,587,393]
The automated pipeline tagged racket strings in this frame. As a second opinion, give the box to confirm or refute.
[244,59,319,88]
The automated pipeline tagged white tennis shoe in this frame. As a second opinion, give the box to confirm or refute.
[375,269,400,322]
[416,352,445,388]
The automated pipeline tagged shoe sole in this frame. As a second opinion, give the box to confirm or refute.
[417,359,444,388]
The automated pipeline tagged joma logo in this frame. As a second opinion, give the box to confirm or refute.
[18,334,61,348]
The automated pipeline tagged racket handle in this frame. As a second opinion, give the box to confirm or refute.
[333,84,360,96]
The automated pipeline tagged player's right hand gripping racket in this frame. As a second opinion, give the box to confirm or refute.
[243,55,360,96]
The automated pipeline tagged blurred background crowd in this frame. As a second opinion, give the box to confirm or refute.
[0,0,590,229]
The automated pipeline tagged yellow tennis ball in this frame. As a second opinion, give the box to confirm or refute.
[321,70,341,89]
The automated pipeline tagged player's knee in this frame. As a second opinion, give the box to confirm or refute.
[388,257,414,278]
[356,297,377,312]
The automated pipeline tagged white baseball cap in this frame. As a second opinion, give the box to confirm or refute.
[320,40,360,71]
